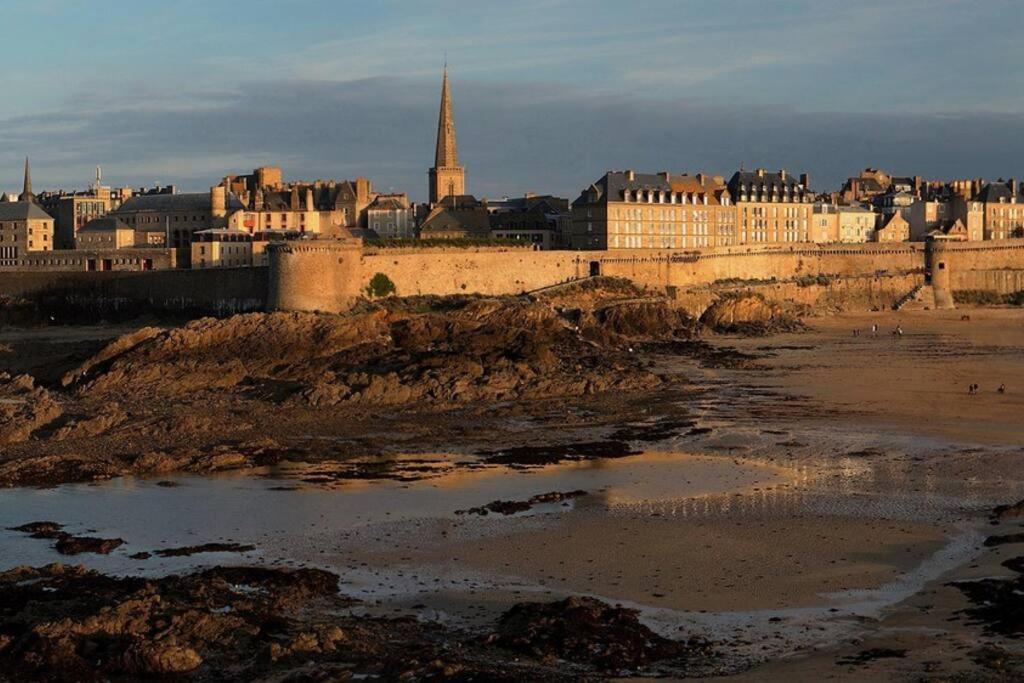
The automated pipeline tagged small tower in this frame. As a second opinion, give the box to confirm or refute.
[428,66,466,206]
[18,157,34,203]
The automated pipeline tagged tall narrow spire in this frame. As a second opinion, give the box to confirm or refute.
[428,66,466,205]
[19,157,33,202]
[434,67,458,168]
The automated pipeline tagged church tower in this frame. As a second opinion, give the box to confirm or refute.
[428,67,465,205]
[18,157,34,203]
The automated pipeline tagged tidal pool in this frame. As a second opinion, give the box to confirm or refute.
[0,451,787,577]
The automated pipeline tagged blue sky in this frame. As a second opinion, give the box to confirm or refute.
[2,0,1023,200]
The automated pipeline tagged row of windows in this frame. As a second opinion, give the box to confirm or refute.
[744,206,810,218]
[621,191,725,206]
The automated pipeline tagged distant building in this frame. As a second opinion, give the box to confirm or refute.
[874,212,909,242]
[0,161,54,266]
[111,188,243,251]
[0,201,54,266]
[486,195,570,249]
[418,195,490,239]
[836,204,877,243]
[220,167,376,231]
[975,179,1024,240]
[811,203,840,243]
[366,194,413,238]
[75,217,167,250]
[428,67,466,206]
[37,168,134,249]
[727,168,812,245]
[570,170,735,250]
[191,229,295,269]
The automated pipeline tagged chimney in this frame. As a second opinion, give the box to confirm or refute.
[659,171,670,182]
[1011,178,1018,201]
[799,173,810,189]
[626,170,635,182]
[696,172,706,186]
[756,168,765,179]
[779,169,787,181]
[305,188,314,212]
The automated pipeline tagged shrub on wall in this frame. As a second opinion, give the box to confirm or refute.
[365,272,397,298]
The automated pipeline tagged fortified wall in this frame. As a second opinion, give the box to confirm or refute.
[267,241,931,313]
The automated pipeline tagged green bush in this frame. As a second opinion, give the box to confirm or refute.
[365,272,397,298]
[953,289,1003,305]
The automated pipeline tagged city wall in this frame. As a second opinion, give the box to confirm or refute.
[5,239,1024,319]
[0,266,266,316]
[671,273,925,317]
[269,241,930,313]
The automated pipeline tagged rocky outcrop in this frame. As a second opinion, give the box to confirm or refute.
[61,300,691,409]
[0,373,62,444]
[700,293,804,335]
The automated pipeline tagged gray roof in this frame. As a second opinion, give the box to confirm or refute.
[976,181,1024,203]
[727,170,809,195]
[116,192,243,214]
[572,171,672,206]
[80,217,133,232]
[0,201,52,221]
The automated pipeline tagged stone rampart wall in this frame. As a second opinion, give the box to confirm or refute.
[0,267,267,316]
[951,269,1024,294]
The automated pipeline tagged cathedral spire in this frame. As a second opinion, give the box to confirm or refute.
[434,67,458,168]
[428,65,466,205]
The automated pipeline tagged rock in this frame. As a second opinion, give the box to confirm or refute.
[700,293,803,335]
[54,535,124,555]
[0,373,62,444]
[493,595,705,671]
[992,499,1024,521]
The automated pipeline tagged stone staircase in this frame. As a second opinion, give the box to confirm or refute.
[895,284,936,311]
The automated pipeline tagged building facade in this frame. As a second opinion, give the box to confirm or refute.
[727,169,812,245]
[570,170,735,250]
[0,201,54,266]
[366,194,413,238]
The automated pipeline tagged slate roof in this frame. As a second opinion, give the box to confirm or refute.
[79,217,134,232]
[976,182,1024,203]
[419,204,491,237]
[116,193,244,213]
[367,195,409,211]
[727,170,810,201]
[0,201,53,221]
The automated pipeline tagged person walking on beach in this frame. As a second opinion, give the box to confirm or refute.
[998,383,1006,394]
[896,325,903,338]
[871,323,878,336]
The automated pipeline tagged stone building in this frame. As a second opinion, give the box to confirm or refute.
[570,170,735,250]
[727,168,812,244]
[836,204,877,243]
[428,67,466,206]
[366,194,413,238]
[418,195,490,239]
[810,203,840,243]
[0,201,54,266]
[0,160,55,266]
[874,212,910,242]
[75,217,166,249]
[111,188,243,251]
[220,167,376,231]
[975,179,1024,240]
[37,168,134,249]
[486,195,571,249]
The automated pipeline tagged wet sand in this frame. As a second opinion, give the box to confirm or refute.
[4,307,1024,679]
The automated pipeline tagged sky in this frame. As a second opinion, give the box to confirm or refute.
[1,0,1023,201]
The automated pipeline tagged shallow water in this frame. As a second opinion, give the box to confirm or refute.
[0,451,783,577]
